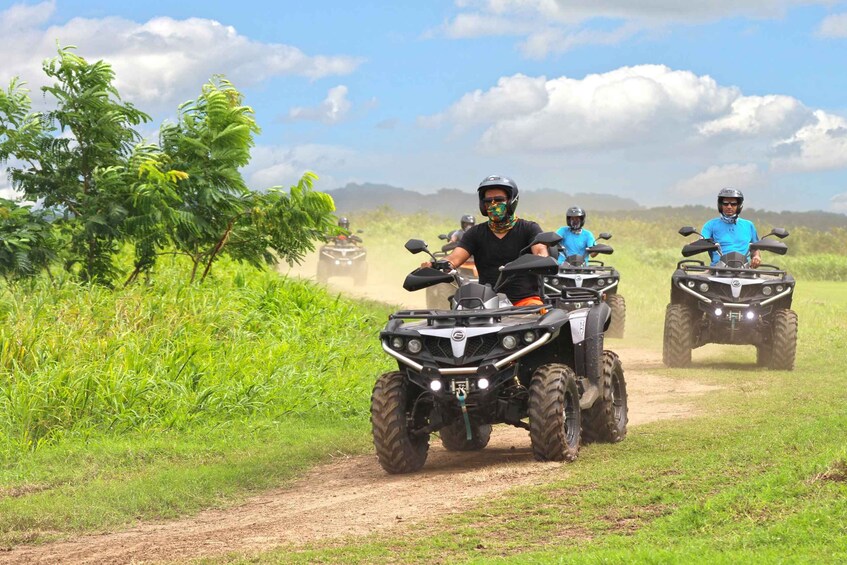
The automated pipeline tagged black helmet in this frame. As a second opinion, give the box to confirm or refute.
[338,217,350,229]
[460,214,475,230]
[566,206,586,231]
[717,188,744,219]
[477,175,519,217]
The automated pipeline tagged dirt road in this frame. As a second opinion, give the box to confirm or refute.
[0,259,721,564]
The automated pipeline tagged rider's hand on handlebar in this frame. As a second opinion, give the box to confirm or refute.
[750,255,761,268]
[420,259,453,271]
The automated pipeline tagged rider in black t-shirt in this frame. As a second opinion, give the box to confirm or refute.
[424,175,548,305]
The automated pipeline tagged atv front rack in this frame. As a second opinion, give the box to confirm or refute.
[388,304,545,326]
[676,260,787,278]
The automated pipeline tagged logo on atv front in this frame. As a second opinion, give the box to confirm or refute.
[731,279,741,288]
[451,329,465,341]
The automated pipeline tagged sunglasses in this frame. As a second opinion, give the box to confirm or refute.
[721,201,739,207]
[482,196,508,205]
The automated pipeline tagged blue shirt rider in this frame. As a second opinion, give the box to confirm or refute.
[701,188,761,268]
[555,206,596,265]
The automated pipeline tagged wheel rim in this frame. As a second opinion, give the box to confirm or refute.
[563,388,579,446]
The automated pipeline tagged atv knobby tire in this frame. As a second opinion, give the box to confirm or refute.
[439,421,492,451]
[528,363,581,462]
[581,350,628,444]
[769,308,798,371]
[663,304,695,367]
[371,371,429,474]
[605,294,626,339]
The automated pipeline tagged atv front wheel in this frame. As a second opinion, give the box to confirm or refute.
[528,363,581,462]
[439,421,492,451]
[605,294,626,339]
[769,309,798,371]
[371,372,429,473]
[581,350,628,444]
[663,304,695,367]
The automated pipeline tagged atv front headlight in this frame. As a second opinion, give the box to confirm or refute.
[523,331,537,344]
[407,339,423,354]
[762,286,773,296]
[699,283,710,292]
[776,284,784,292]
[687,280,696,288]
[391,336,404,350]
[597,278,605,287]
[501,335,519,350]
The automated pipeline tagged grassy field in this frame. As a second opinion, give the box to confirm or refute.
[1,212,845,562]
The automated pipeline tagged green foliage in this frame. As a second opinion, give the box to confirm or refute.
[0,258,392,458]
[0,199,55,281]
[4,46,152,284]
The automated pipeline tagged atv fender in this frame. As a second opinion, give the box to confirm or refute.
[569,303,609,406]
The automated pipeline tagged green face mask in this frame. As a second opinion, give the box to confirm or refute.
[486,201,508,222]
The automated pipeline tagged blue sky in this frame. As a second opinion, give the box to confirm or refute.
[2,0,847,213]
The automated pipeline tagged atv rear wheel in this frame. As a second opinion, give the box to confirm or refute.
[371,371,429,473]
[528,363,581,462]
[769,309,798,371]
[605,294,626,339]
[663,304,695,367]
[581,350,628,444]
[439,421,492,451]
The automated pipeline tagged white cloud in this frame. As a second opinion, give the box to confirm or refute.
[771,111,847,172]
[244,144,359,191]
[0,3,363,113]
[830,192,847,212]
[817,13,847,37]
[285,86,352,124]
[698,94,812,138]
[672,163,763,197]
[436,1,830,55]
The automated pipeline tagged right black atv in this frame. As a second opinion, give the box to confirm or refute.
[371,233,628,474]
[543,233,626,338]
[662,226,797,370]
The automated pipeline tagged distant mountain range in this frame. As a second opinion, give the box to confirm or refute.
[327,182,643,217]
[326,182,847,232]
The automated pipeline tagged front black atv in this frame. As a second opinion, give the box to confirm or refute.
[371,234,628,474]
[662,226,798,370]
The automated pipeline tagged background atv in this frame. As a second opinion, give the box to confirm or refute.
[316,233,368,286]
[371,234,628,474]
[543,233,626,338]
[662,226,797,370]
[424,234,479,309]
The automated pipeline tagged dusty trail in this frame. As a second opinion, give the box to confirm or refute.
[0,259,721,564]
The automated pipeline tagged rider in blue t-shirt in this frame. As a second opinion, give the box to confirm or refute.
[554,206,596,265]
[701,188,761,267]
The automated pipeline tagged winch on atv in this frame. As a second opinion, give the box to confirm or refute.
[371,233,628,474]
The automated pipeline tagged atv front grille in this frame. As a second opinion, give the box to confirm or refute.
[423,335,500,360]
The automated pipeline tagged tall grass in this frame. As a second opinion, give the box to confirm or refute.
[0,258,394,459]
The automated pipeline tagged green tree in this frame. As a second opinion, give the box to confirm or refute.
[0,46,151,285]
[159,78,335,282]
[0,199,56,282]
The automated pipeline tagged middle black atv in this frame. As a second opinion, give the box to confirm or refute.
[371,233,628,474]
[543,232,626,338]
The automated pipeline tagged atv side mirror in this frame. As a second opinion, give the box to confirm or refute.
[586,243,613,255]
[767,227,790,239]
[520,231,563,254]
[356,229,364,234]
[750,239,788,255]
[438,234,448,240]
[679,226,697,237]
[405,239,429,254]
[598,232,612,240]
